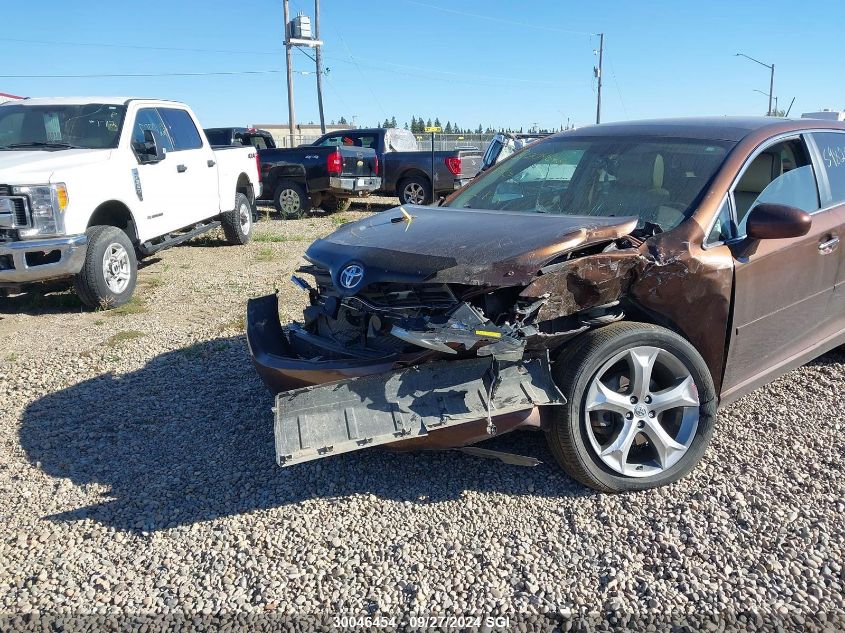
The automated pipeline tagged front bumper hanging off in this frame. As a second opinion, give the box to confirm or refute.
[246,293,565,466]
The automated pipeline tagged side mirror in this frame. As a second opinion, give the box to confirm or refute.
[746,203,811,240]
[134,129,166,163]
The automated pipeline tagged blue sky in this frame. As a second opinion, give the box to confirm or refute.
[1,0,841,130]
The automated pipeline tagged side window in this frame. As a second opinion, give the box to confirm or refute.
[706,198,733,244]
[317,135,342,147]
[354,134,378,149]
[811,132,845,205]
[131,108,173,152]
[733,138,819,235]
[158,108,203,151]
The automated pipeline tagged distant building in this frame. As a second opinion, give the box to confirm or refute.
[801,109,845,122]
[250,123,353,147]
[0,92,24,104]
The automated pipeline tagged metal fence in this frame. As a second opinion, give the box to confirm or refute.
[269,131,495,154]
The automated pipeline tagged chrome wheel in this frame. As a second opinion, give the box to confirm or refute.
[403,182,426,205]
[584,345,700,478]
[239,200,252,233]
[101,243,131,294]
[278,189,302,216]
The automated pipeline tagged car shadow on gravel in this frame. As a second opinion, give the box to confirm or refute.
[19,335,589,532]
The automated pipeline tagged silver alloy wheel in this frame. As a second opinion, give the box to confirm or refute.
[102,243,131,294]
[239,200,252,233]
[403,182,426,204]
[278,189,302,215]
[584,345,700,478]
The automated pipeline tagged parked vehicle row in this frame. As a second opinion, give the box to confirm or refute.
[0,97,260,307]
[309,127,482,205]
[248,116,845,492]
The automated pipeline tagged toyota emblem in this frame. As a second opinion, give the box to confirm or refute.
[339,263,364,289]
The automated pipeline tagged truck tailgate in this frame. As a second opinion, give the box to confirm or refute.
[457,151,482,179]
[339,147,378,177]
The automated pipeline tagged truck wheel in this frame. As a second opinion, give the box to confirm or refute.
[73,225,138,309]
[398,176,432,205]
[319,195,352,214]
[544,322,716,493]
[273,180,308,219]
[221,192,253,245]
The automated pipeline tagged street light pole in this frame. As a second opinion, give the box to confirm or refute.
[736,52,775,116]
[314,0,326,134]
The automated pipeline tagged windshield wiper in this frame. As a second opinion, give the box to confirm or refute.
[5,141,86,149]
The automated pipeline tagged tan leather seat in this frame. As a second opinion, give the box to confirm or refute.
[735,153,776,222]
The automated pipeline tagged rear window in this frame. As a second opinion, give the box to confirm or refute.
[204,129,231,145]
[159,108,203,150]
[812,132,845,205]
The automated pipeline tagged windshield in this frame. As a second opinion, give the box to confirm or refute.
[0,103,126,150]
[448,136,733,231]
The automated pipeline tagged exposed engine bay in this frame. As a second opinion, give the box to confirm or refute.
[283,225,658,365]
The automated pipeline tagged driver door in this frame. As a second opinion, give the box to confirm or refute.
[721,135,840,396]
[130,108,177,241]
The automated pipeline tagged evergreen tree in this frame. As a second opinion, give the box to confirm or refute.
[403,121,409,130]
[444,121,452,134]
[426,118,433,129]
[434,117,441,129]
[339,116,348,125]
[390,116,397,128]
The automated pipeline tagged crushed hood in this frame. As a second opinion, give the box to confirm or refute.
[0,148,113,183]
[305,205,638,289]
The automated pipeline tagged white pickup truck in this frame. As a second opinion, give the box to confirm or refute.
[0,97,261,307]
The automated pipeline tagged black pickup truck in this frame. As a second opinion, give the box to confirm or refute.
[310,128,482,205]
[256,145,381,217]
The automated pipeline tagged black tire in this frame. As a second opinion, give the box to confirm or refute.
[73,225,138,309]
[221,192,253,245]
[272,180,308,219]
[319,195,352,214]
[397,175,432,206]
[545,321,717,493]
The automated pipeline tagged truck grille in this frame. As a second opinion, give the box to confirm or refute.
[0,185,30,227]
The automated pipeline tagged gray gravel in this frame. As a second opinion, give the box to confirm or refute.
[1,200,844,630]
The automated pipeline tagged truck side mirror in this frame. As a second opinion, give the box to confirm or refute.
[134,129,166,164]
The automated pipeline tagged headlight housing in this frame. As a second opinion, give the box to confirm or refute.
[14,183,69,238]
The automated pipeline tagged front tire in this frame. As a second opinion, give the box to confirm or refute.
[74,225,138,309]
[273,180,308,219]
[221,192,253,245]
[545,322,716,492]
[397,175,432,205]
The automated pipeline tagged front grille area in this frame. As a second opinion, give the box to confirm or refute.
[11,199,26,225]
[0,185,30,227]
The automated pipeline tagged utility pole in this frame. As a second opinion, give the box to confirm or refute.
[283,0,296,147]
[314,0,326,134]
[594,33,604,125]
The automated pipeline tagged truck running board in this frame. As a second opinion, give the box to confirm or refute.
[138,220,221,256]
[273,354,564,466]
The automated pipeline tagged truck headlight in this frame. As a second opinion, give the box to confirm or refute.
[14,183,68,238]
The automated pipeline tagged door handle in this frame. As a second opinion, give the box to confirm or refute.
[176,164,188,173]
[207,159,216,167]
[818,235,840,255]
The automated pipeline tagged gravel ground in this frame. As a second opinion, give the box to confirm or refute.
[1,198,843,631]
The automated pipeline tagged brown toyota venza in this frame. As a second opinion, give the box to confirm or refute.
[247,117,845,492]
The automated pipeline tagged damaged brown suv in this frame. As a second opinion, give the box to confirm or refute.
[247,117,845,492]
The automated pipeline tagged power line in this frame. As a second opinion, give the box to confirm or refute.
[0,69,288,79]
[0,36,280,56]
